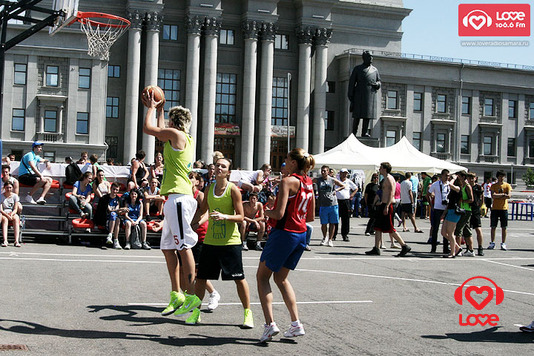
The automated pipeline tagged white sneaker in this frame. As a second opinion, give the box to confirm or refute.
[113,240,122,249]
[124,243,131,250]
[242,241,249,251]
[25,195,37,204]
[520,321,534,333]
[207,290,220,312]
[488,242,495,249]
[320,238,328,246]
[142,242,151,250]
[260,322,280,343]
[328,240,334,247]
[463,250,475,257]
[283,321,305,338]
[365,232,370,236]
[106,235,113,246]
[36,197,46,205]
[501,243,507,251]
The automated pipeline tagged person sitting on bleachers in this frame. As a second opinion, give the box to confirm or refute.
[1,181,22,247]
[144,178,165,219]
[105,182,123,249]
[93,169,111,205]
[64,156,82,186]
[122,189,150,250]
[2,164,20,195]
[18,142,52,205]
[77,152,88,165]
[240,192,265,251]
[68,172,94,220]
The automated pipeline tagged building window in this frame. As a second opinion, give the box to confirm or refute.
[508,100,517,119]
[436,133,446,153]
[325,111,335,131]
[44,110,57,132]
[462,96,471,114]
[43,151,55,163]
[157,68,181,112]
[413,132,422,151]
[108,65,120,78]
[387,90,398,110]
[76,112,89,134]
[386,130,397,147]
[413,92,422,112]
[483,136,493,155]
[46,65,59,87]
[327,81,336,93]
[529,139,534,158]
[214,137,235,162]
[461,135,470,154]
[507,138,516,157]
[529,103,534,119]
[105,136,119,159]
[219,29,235,45]
[12,108,25,131]
[271,77,288,126]
[79,67,91,89]
[215,73,237,124]
[106,97,119,119]
[14,63,27,85]
[162,24,178,40]
[484,98,494,116]
[274,34,289,50]
[437,94,446,113]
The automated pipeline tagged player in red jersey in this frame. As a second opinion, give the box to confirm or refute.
[256,148,315,343]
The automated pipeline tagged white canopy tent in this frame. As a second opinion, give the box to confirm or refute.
[313,134,467,182]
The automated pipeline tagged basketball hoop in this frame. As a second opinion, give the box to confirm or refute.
[76,12,130,61]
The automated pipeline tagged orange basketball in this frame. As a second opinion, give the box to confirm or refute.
[142,85,165,108]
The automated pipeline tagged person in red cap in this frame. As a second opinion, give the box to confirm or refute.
[17,142,52,205]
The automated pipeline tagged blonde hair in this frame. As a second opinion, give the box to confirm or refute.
[288,148,315,174]
[168,106,192,133]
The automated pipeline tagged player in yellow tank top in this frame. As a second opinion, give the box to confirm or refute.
[142,91,198,316]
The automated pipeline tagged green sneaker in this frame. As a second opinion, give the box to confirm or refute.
[242,308,254,329]
[174,293,202,316]
[185,308,201,325]
[161,291,185,316]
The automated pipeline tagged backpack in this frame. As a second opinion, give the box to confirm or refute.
[65,163,82,185]
[130,225,142,249]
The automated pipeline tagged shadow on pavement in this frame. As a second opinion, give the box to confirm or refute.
[421,326,534,344]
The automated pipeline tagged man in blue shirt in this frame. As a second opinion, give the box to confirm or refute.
[18,142,52,205]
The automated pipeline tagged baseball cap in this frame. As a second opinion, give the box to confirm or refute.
[340,168,349,173]
[32,141,44,148]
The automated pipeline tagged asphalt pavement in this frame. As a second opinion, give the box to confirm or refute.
[1,216,533,355]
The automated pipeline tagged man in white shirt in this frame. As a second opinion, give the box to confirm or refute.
[428,169,450,253]
[400,172,423,233]
[334,168,357,241]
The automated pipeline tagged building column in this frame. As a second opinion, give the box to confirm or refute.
[58,105,64,136]
[123,10,143,163]
[142,11,162,164]
[38,103,44,133]
[312,28,331,154]
[295,26,314,152]
[200,17,221,164]
[185,16,202,147]
[241,20,259,170]
[256,22,276,167]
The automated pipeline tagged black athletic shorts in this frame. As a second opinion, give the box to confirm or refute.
[18,174,39,186]
[197,244,245,281]
[401,203,413,214]
[470,208,482,229]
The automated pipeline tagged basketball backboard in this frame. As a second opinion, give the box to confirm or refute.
[49,0,79,35]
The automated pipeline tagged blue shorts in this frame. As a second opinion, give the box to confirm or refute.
[260,228,306,272]
[445,209,461,223]
[319,205,339,224]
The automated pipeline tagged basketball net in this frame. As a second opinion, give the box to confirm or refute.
[78,14,130,61]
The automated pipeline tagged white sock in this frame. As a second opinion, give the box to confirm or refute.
[291,320,300,326]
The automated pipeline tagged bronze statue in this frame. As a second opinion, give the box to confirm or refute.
[347,51,381,137]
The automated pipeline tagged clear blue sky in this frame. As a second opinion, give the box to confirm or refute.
[402,0,534,66]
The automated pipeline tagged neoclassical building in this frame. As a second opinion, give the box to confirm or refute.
[1,0,533,182]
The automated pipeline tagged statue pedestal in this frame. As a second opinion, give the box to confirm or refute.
[359,136,379,148]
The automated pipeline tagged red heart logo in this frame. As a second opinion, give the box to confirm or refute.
[465,286,494,310]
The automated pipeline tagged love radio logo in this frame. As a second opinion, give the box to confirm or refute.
[459,4,530,36]
[455,276,504,326]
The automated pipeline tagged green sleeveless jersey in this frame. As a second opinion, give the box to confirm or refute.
[160,135,194,196]
[460,185,472,211]
[204,182,241,246]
